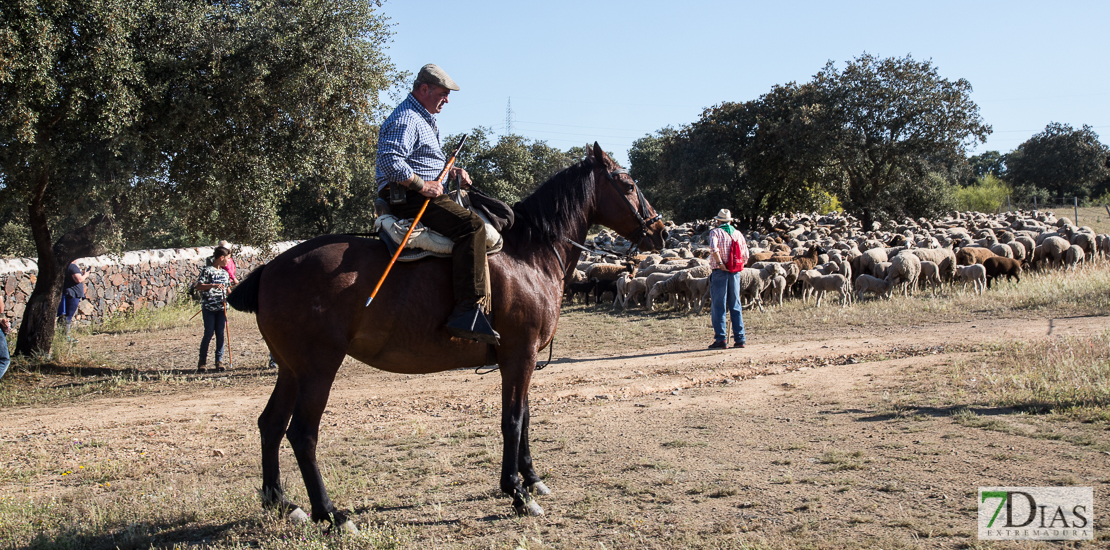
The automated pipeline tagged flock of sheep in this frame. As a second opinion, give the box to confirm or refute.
[565,209,1110,313]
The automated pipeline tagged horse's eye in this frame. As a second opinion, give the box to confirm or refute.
[625,183,635,193]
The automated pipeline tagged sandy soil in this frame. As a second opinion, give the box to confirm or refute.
[2,313,1108,548]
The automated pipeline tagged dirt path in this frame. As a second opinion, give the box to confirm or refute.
[2,314,1108,548]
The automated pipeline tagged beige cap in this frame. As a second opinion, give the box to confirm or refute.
[714,209,733,223]
[217,240,231,249]
[416,63,460,91]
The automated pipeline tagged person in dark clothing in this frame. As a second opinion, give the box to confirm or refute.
[57,261,89,343]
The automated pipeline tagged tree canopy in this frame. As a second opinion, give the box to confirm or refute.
[1005,122,1110,203]
[0,0,404,355]
[630,53,988,229]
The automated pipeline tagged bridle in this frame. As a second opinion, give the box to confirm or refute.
[604,168,662,246]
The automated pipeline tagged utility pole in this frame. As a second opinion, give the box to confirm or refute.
[505,97,514,136]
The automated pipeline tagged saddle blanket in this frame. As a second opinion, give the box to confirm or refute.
[374,209,503,262]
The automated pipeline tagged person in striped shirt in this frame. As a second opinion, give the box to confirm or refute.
[707,209,748,349]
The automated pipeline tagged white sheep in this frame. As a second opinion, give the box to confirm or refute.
[918,260,942,296]
[956,264,986,295]
[798,271,851,307]
[854,274,894,301]
[1065,244,1085,270]
[887,252,921,296]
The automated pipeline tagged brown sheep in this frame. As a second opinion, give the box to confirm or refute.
[584,262,633,281]
[745,251,776,267]
[982,256,1021,289]
[955,246,998,266]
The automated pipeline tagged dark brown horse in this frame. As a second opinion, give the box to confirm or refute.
[228,143,666,531]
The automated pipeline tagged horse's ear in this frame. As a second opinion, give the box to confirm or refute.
[584,143,595,160]
[592,142,605,161]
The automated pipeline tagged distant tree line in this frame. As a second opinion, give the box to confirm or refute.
[627,54,1110,228]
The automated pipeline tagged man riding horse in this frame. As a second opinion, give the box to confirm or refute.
[375,64,499,345]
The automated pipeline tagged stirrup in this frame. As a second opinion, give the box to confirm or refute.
[446,307,500,345]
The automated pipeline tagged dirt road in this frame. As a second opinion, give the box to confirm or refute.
[2,314,1108,548]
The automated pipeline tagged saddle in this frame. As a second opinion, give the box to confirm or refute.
[373,190,506,262]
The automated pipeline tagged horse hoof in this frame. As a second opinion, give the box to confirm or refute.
[514,498,544,517]
[288,507,310,523]
[337,520,360,535]
[529,481,551,496]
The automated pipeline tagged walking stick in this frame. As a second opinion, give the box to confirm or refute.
[223,299,233,369]
[365,134,468,307]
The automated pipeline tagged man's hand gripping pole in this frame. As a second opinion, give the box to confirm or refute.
[365,135,468,307]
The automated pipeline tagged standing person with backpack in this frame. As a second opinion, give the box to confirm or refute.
[707,209,749,349]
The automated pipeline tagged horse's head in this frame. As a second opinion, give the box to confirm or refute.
[587,142,668,251]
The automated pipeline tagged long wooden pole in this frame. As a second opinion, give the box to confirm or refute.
[365,135,468,307]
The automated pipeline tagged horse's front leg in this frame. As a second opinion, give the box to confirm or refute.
[500,366,543,516]
[517,395,551,497]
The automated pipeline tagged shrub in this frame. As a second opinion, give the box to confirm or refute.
[956,174,1012,213]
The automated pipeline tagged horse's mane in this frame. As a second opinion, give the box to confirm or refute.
[509,155,597,245]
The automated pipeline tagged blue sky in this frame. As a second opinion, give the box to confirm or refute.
[380,1,1109,166]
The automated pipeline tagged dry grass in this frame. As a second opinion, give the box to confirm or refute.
[557,264,1110,355]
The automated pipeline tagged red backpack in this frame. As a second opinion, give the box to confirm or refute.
[723,233,745,273]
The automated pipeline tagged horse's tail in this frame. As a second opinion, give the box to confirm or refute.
[227,264,264,313]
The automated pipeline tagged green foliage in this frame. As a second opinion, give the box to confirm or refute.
[629,54,989,228]
[447,128,579,204]
[955,174,1012,213]
[814,54,990,227]
[0,0,405,354]
[1006,122,1110,202]
[967,150,1006,181]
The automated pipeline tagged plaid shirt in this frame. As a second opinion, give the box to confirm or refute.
[375,94,445,193]
[708,226,749,270]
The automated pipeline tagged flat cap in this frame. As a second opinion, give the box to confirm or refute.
[416,63,459,91]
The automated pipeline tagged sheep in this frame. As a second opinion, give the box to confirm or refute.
[682,276,711,313]
[989,243,1014,259]
[636,262,687,277]
[1097,234,1110,261]
[798,271,851,307]
[982,256,1021,289]
[956,264,986,295]
[621,277,649,308]
[872,261,892,279]
[568,269,587,284]
[799,263,839,303]
[1035,236,1071,269]
[646,274,684,311]
[918,260,942,296]
[564,278,596,304]
[594,278,619,306]
[854,274,894,301]
[1005,241,1026,262]
[584,262,633,282]
[887,252,921,296]
[763,274,788,307]
[734,269,766,312]
[955,247,997,266]
[613,273,632,306]
[1065,244,1085,270]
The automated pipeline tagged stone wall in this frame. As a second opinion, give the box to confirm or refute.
[0,242,299,328]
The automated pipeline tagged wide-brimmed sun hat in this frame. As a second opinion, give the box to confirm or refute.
[714,209,733,223]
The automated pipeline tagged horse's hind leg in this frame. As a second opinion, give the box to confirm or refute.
[517,395,550,496]
[284,364,358,532]
[258,370,304,519]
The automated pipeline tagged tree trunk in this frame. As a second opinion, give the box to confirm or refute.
[15,171,111,357]
[15,171,61,356]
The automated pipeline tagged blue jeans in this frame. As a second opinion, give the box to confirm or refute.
[0,330,9,381]
[57,295,80,322]
[710,269,745,344]
[199,309,226,365]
